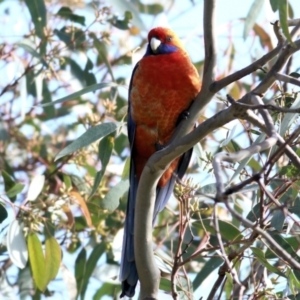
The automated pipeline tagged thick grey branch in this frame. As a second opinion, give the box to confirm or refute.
[275,73,300,87]
[287,18,300,26]
[134,1,217,298]
[134,0,216,299]
[169,0,217,143]
[202,0,217,87]
[134,10,300,300]
[289,19,300,39]
[135,170,161,300]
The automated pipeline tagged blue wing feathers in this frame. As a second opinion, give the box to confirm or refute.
[120,61,194,297]
[120,153,139,297]
[120,63,139,298]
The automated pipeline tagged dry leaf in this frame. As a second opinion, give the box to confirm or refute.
[69,190,93,228]
[62,205,75,228]
[253,23,273,51]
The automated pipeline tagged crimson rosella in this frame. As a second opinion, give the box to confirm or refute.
[120,27,201,298]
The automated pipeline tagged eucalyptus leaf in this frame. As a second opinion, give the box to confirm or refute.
[24,0,46,37]
[45,237,61,283]
[6,220,28,269]
[193,219,243,241]
[75,247,87,296]
[56,7,85,25]
[41,82,118,107]
[109,0,146,30]
[26,175,45,201]
[193,256,223,290]
[101,179,129,211]
[2,170,17,202]
[78,243,106,299]
[90,33,115,80]
[0,119,8,141]
[28,233,47,291]
[251,247,285,276]
[243,0,264,39]
[138,3,164,15]
[269,0,279,12]
[90,133,115,196]
[55,122,122,160]
[17,41,47,66]
[278,0,293,44]
[6,183,25,198]
[279,94,300,136]
[0,204,8,223]
[271,210,285,231]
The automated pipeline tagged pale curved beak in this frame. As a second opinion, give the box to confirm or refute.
[150,37,161,53]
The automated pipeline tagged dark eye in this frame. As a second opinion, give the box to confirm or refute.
[166,36,172,42]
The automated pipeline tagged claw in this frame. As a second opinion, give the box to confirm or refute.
[155,142,165,151]
[176,110,190,126]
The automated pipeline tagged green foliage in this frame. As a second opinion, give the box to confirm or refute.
[108,11,133,30]
[55,122,122,160]
[243,0,265,39]
[28,233,48,291]
[24,0,47,42]
[193,219,243,241]
[100,179,129,211]
[75,242,106,299]
[269,0,294,43]
[90,132,115,196]
[56,7,86,25]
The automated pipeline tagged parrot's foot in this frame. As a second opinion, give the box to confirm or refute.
[176,110,190,125]
[155,142,165,151]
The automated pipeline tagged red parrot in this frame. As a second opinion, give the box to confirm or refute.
[120,27,201,298]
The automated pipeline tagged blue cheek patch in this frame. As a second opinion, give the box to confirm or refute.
[159,43,178,54]
[144,44,178,57]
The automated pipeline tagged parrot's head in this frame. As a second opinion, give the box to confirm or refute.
[146,27,185,56]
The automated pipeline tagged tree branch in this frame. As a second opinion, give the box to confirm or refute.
[274,73,300,87]
[134,1,217,298]
[213,206,243,287]
[227,94,300,113]
[211,18,300,94]
[210,46,281,93]
[134,9,300,300]
[244,110,300,170]
[253,39,300,95]
[134,170,160,300]
[286,18,300,26]
[225,196,300,270]
[213,94,278,199]
[202,0,217,87]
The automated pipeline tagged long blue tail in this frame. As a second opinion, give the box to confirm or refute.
[119,148,193,298]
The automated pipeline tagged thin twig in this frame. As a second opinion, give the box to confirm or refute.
[244,109,300,169]
[225,197,300,270]
[210,46,281,93]
[213,94,278,199]
[213,206,243,287]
